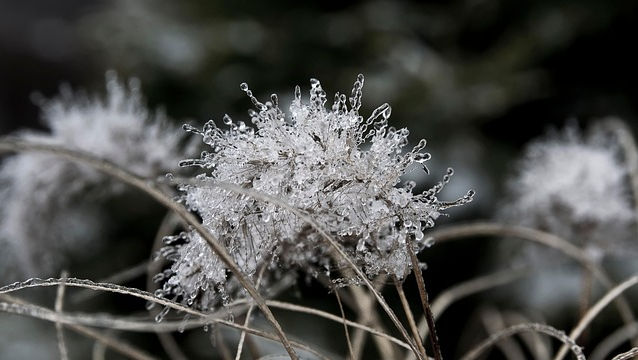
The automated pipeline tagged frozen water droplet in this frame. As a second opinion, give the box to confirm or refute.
[423,237,435,248]
[155,306,170,323]
[223,114,232,125]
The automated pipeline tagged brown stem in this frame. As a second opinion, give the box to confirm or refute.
[407,238,443,360]
[0,138,299,359]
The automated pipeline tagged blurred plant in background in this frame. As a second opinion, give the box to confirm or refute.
[2,0,638,359]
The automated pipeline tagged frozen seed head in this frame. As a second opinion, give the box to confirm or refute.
[160,75,474,310]
[503,124,633,258]
[0,71,187,278]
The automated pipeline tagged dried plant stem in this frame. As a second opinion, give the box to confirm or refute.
[393,277,428,359]
[220,183,424,359]
[554,275,638,360]
[590,322,638,360]
[577,266,593,346]
[55,271,69,360]
[91,329,112,360]
[217,331,234,360]
[406,239,442,360]
[479,307,526,360]
[335,286,355,359]
[0,138,298,359]
[0,299,330,360]
[427,222,636,332]
[613,347,638,360]
[328,256,395,360]
[460,323,585,360]
[265,299,411,351]
[0,277,409,351]
[235,265,267,360]
[72,261,150,304]
[146,212,187,360]
[1,294,156,360]
[347,284,397,360]
[502,311,551,360]
[407,268,530,360]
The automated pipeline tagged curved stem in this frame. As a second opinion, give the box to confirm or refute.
[554,275,638,360]
[426,222,636,329]
[459,323,585,360]
[0,138,298,359]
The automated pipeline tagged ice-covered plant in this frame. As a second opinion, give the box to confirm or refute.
[502,124,634,261]
[160,75,474,310]
[0,71,187,277]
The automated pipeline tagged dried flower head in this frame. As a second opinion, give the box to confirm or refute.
[160,75,473,310]
[502,124,633,260]
[0,71,186,277]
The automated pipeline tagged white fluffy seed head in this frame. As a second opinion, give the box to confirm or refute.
[0,72,187,277]
[160,75,474,310]
[502,125,633,257]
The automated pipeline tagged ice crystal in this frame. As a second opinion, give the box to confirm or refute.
[0,72,186,277]
[502,125,633,259]
[160,75,474,310]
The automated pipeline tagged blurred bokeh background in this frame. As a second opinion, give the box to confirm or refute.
[1,0,638,359]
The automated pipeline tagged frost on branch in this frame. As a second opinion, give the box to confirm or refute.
[0,72,186,278]
[502,124,634,260]
[160,75,474,310]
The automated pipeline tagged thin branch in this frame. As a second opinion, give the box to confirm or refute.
[590,322,638,360]
[502,311,551,360]
[406,238,442,360]
[265,300,411,351]
[426,222,636,329]
[55,271,69,360]
[0,299,330,360]
[459,323,585,360]
[1,294,156,360]
[335,286,355,360]
[612,347,638,360]
[479,307,526,360]
[146,211,188,360]
[554,275,638,360]
[406,268,531,360]
[393,277,428,359]
[0,138,298,359]
[235,264,267,360]
[72,261,150,304]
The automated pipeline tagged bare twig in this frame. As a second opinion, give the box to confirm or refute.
[479,307,526,360]
[0,138,298,359]
[348,276,392,360]
[502,311,551,360]
[72,261,150,304]
[590,322,638,360]
[408,267,530,360]
[335,286,355,360]
[235,264,267,360]
[1,294,156,360]
[406,239,442,360]
[146,211,188,360]
[0,299,330,360]
[394,277,428,359]
[55,271,69,360]
[612,347,638,360]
